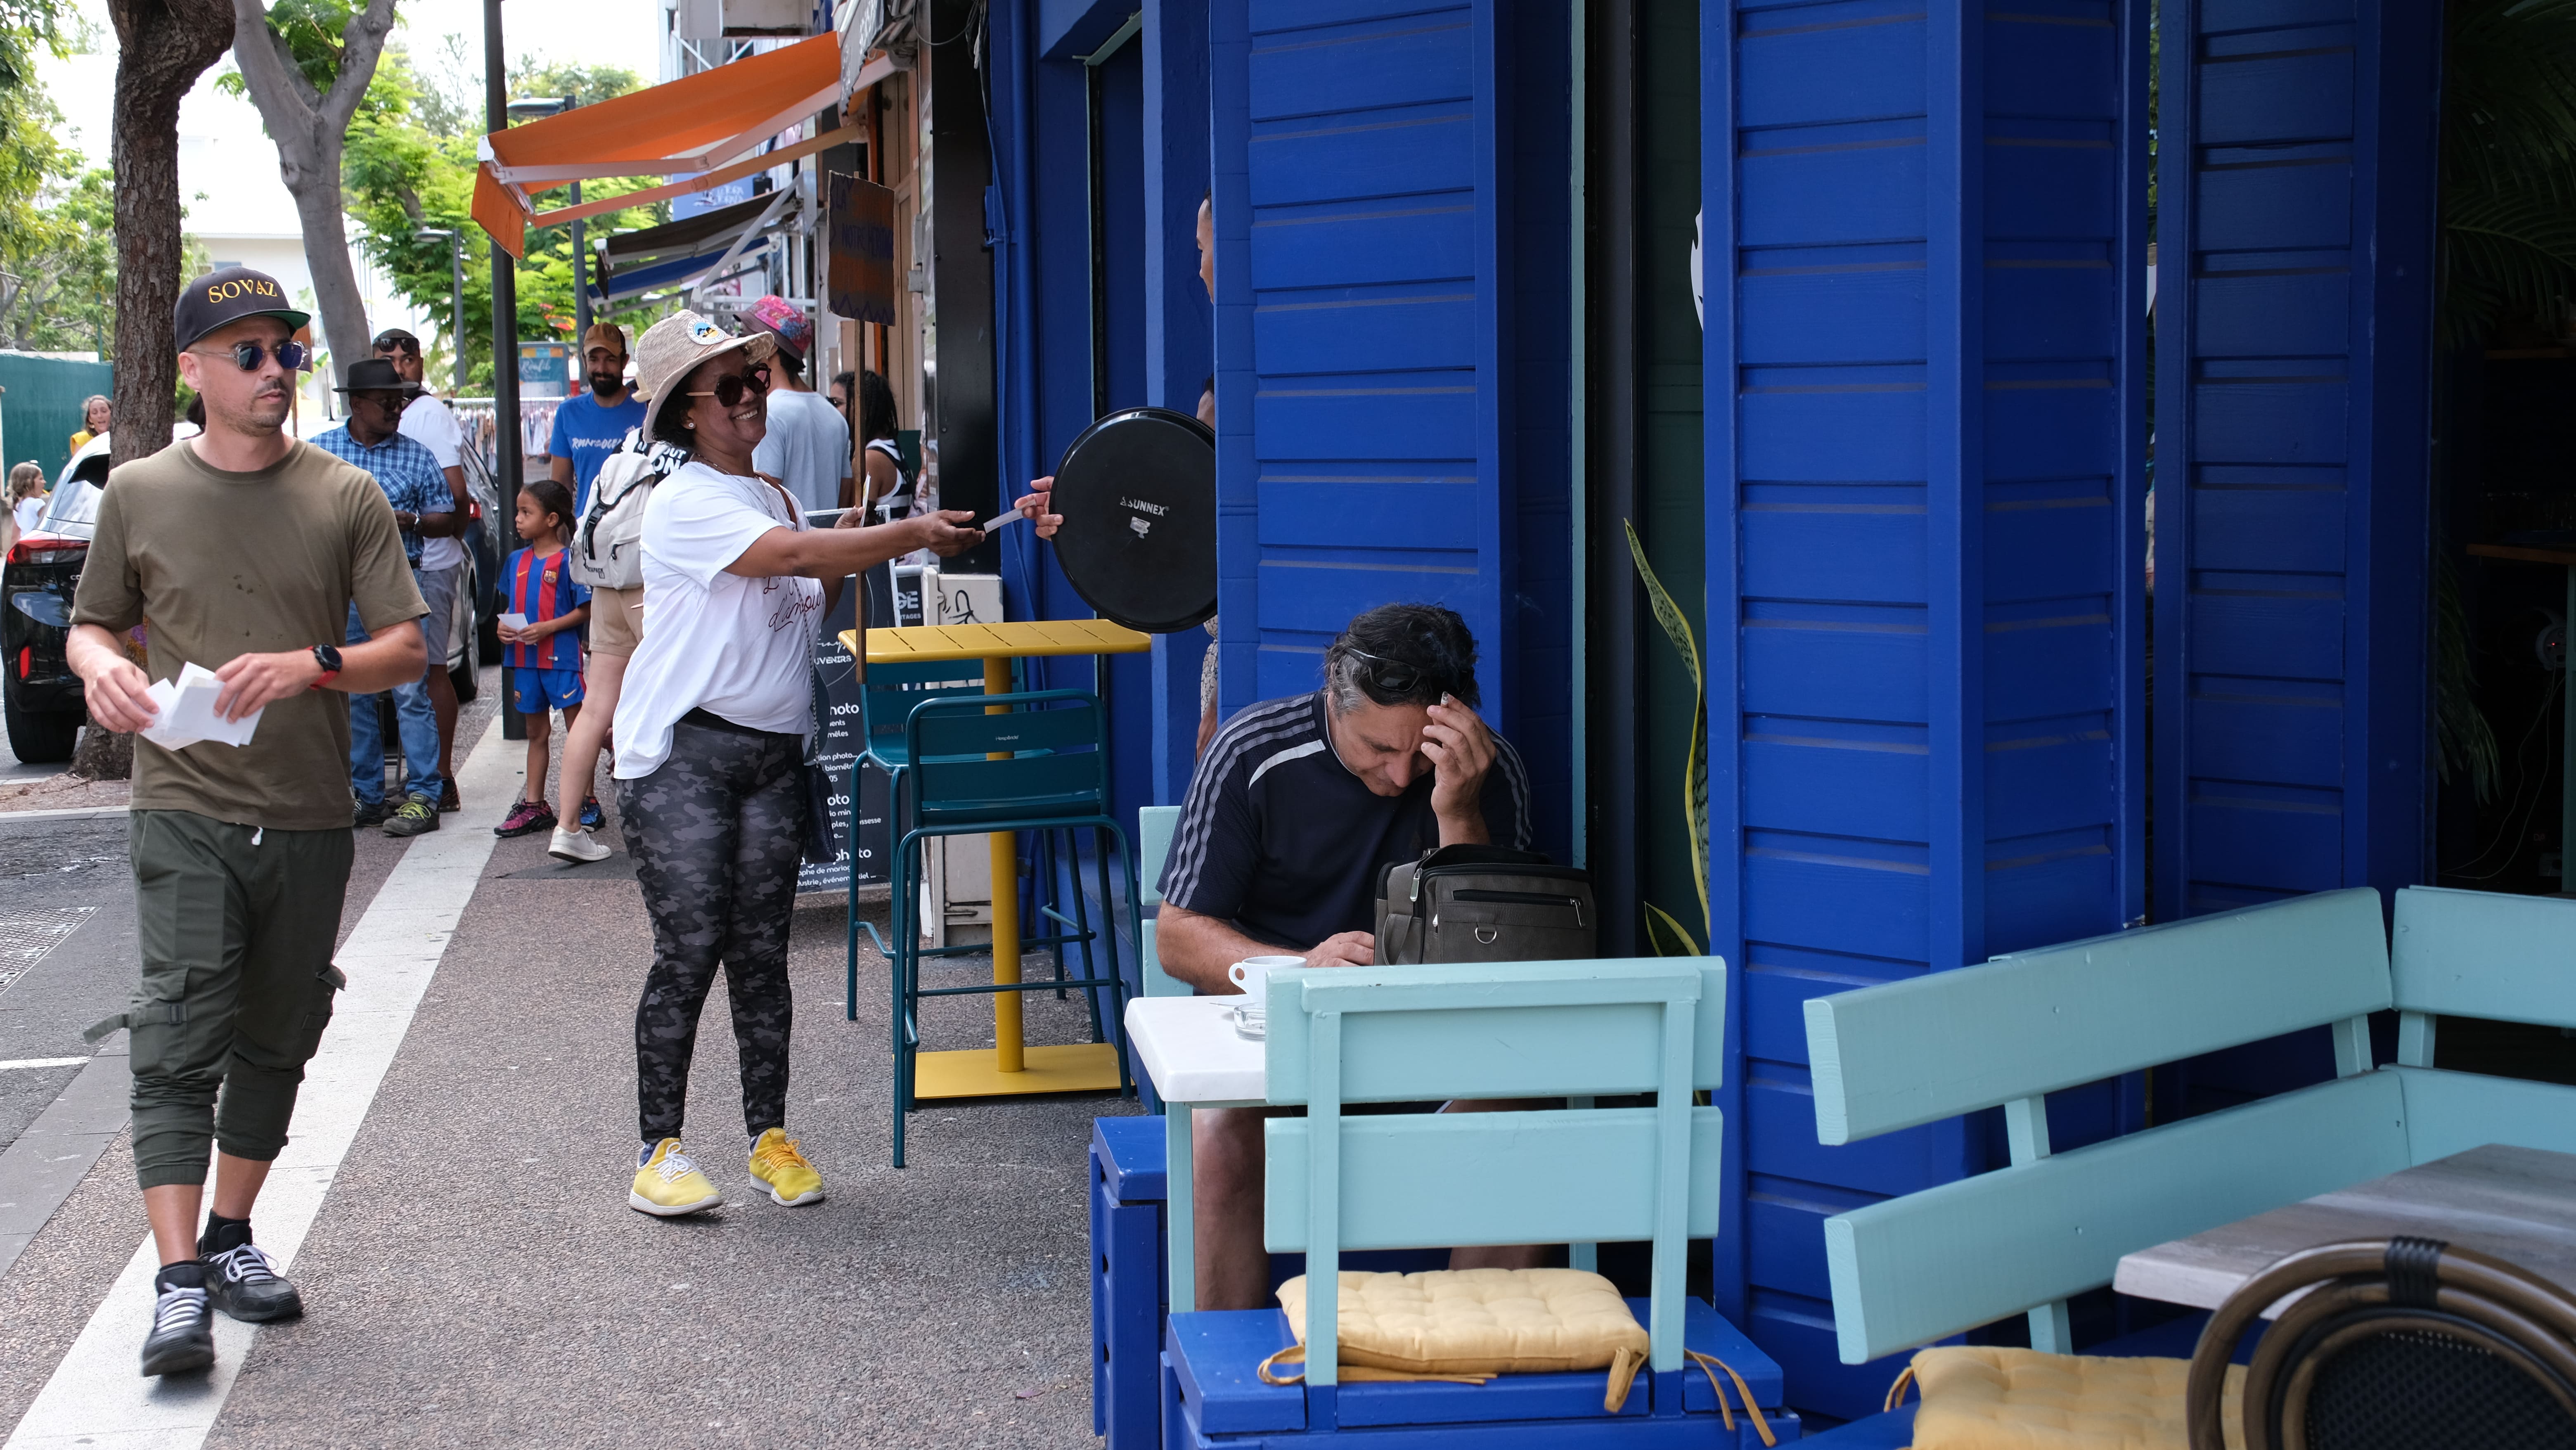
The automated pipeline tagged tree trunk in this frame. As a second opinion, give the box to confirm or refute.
[274,121,372,382]
[230,0,400,389]
[105,0,234,470]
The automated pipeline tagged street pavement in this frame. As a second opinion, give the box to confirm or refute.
[0,670,1140,1447]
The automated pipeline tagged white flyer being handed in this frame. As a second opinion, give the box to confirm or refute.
[139,661,263,752]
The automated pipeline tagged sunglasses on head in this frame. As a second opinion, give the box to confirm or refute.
[1344,644,1440,698]
[198,339,308,372]
[688,362,772,408]
[375,336,419,357]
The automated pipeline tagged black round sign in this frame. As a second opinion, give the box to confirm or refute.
[1047,406,1216,634]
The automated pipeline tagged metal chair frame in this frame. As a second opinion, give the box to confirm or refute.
[872,688,1140,1166]
[2187,1237,2576,1450]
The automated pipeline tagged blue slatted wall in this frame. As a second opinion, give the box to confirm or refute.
[1706,0,2149,1418]
[1210,0,1511,729]
[2153,0,2441,926]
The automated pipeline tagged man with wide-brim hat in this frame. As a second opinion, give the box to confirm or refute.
[603,310,986,1220]
[64,265,430,1377]
[319,355,456,839]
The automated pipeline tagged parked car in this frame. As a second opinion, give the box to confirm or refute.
[1,441,113,761]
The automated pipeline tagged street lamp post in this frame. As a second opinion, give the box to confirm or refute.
[415,227,466,393]
[505,93,590,346]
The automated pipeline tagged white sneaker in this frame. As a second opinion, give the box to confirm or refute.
[549,826,611,864]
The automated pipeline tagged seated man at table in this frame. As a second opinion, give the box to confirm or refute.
[1156,601,1536,1310]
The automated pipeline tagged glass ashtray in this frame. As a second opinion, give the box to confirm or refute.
[1231,1002,1267,1039]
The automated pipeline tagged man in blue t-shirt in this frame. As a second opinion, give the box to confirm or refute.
[547,322,649,517]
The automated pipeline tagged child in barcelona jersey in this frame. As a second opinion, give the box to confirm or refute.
[495,479,593,838]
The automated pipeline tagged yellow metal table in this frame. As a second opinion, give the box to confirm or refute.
[844,618,1152,1098]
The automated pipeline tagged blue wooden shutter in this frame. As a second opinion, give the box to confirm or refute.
[1706,0,2149,1417]
[2153,0,2441,922]
[1210,0,1509,717]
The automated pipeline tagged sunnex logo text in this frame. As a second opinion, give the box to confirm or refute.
[1119,497,1167,516]
[206,278,283,302]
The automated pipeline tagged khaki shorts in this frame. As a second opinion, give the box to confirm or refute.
[590,584,646,657]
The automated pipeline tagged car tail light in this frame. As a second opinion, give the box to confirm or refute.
[14,647,27,680]
[6,538,87,567]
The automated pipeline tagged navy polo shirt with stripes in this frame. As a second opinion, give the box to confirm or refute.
[1158,691,1532,954]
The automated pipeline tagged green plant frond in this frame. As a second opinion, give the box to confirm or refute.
[1625,521,1705,695]
[1642,902,1705,957]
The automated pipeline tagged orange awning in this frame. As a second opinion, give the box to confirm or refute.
[474,32,841,258]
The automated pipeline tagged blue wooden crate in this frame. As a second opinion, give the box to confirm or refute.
[1096,1117,1172,1450]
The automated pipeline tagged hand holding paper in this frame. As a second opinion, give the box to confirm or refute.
[141,662,263,753]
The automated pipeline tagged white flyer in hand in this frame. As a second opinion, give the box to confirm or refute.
[140,662,261,752]
[497,611,529,631]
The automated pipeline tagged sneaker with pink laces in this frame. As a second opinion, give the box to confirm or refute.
[494,798,559,838]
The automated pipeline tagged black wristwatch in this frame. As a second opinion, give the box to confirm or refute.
[310,643,343,689]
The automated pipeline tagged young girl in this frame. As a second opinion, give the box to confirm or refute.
[495,480,593,838]
[9,461,47,537]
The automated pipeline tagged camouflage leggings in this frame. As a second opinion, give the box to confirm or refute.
[619,718,805,1145]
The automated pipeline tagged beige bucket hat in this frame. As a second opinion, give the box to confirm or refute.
[634,310,779,440]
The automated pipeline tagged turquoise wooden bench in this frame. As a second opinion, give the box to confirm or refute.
[1792,884,2576,1445]
[1161,954,1799,1445]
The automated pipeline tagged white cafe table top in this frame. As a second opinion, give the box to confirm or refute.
[1124,996,1265,1105]
[2115,1143,2576,1313]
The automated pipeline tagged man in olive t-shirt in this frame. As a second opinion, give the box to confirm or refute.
[65,267,428,1379]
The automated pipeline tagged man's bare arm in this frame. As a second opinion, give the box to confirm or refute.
[1157,903,1374,994]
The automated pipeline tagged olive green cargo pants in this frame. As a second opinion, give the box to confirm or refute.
[87,810,352,1190]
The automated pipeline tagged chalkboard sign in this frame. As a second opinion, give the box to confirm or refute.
[800,580,891,895]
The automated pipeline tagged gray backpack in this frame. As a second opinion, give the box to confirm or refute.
[1373,846,1596,965]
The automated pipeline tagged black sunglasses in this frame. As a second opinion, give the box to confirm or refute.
[688,362,772,408]
[1344,644,1439,698]
[199,339,308,372]
[375,336,420,357]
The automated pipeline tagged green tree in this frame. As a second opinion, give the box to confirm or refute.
[340,46,669,392]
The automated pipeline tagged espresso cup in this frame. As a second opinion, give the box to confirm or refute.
[1227,955,1303,1005]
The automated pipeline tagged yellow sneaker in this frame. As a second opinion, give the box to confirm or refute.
[748,1128,825,1206]
[629,1139,723,1216]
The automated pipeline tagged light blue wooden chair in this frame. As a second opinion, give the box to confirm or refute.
[1162,955,1797,1445]
[1137,803,1188,1000]
[1793,884,2576,1446]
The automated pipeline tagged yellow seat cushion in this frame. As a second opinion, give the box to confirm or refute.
[1275,1268,1649,1375]
[1907,1346,2246,1450]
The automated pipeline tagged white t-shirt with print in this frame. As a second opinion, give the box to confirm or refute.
[750,388,852,517]
[613,460,826,780]
[398,394,469,572]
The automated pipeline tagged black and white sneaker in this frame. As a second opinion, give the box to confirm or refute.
[140,1274,214,1377]
[202,1242,303,1322]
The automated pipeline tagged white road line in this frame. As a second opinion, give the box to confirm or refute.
[2,719,518,1450]
[0,1058,88,1072]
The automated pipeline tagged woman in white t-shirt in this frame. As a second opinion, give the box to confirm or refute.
[611,311,982,1221]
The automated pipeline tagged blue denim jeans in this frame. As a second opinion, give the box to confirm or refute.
[346,599,443,806]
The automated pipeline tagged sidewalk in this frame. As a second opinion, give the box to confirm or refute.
[0,681,1140,1448]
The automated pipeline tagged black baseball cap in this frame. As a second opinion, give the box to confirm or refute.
[173,266,310,352]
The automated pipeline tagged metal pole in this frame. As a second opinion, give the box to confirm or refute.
[450,232,466,393]
[486,0,524,743]
[567,93,590,344]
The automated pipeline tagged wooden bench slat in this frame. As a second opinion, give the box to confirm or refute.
[1822,1071,2408,1363]
[1807,888,2390,1144]
[2393,886,2576,1031]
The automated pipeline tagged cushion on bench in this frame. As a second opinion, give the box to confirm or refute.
[1906,1347,2243,1450]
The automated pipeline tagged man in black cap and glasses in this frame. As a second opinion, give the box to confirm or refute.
[65,266,429,1377]
[1152,601,1534,1310]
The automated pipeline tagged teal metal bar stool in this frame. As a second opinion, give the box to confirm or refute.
[843,656,983,1021]
[885,688,1140,1166]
